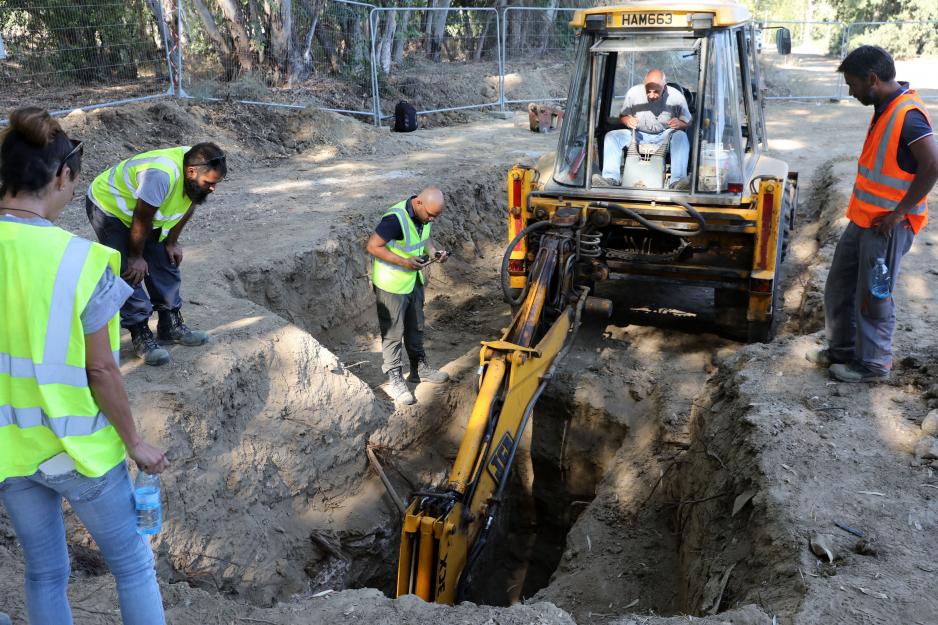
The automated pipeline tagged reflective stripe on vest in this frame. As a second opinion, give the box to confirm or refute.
[371,200,431,295]
[847,91,931,234]
[89,146,193,241]
[0,221,126,481]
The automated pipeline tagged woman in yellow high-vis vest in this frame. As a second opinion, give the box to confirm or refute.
[0,108,169,624]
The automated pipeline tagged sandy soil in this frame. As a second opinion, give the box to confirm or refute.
[1,97,937,625]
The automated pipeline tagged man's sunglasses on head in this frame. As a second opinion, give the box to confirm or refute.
[57,139,83,177]
[189,155,226,168]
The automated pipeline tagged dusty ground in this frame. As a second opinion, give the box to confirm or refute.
[1,96,937,625]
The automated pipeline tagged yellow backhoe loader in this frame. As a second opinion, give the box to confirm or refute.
[395,1,796,603]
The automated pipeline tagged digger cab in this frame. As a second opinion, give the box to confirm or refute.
[555,2,778,197]
[508,2,799,342]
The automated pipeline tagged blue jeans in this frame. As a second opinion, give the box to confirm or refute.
[86,198,183,328]
[0,462,165,625]
[602,128,690,183]
[824,220,915,374]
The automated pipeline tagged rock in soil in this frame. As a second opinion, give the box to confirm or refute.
[921,409,938,436]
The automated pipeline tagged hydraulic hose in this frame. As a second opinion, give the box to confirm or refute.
[501,219,553,305]
[590,199,706,237]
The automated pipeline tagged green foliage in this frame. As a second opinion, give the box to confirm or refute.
[0,0,161,84]
[834,0,938,59]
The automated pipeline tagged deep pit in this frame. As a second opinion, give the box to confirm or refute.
[199,163,784,613]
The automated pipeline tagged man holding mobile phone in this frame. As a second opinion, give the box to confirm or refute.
[366,187,451,405]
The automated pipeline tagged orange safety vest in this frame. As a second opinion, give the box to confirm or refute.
[847,89,931,234]
[848,90,931,234]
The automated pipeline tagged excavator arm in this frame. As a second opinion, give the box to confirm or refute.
[396,208,608,603]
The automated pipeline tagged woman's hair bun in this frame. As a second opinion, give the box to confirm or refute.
[7,107,63,147]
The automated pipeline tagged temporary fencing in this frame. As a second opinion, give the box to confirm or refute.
[500,6,577,108]
[368,5,502,123]
[0,0,174,118]
[844,21,938,101]
[2,3,937,125]
[175,0,376,118]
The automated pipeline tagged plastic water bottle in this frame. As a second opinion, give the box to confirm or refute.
[870,257,891,299]
[134,471,162,536]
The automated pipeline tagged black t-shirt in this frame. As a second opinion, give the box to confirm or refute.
[870,86,934,174]
[374,197,426,242]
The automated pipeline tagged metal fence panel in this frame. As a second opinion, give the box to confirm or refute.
[845,21,938,101]
[0,0,173,119]
[500,6,577,107]
[759,21,847,101]
[177,0,376,118]
[369,6,501,125]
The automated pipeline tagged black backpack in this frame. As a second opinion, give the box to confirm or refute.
[393,100,417,132]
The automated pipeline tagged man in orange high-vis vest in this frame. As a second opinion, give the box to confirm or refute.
[807,46,938,382]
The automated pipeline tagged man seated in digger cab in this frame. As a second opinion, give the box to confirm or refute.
[593,69,692,190]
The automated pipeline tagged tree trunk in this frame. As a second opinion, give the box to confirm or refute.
[379,11,396,73]
[263,0,293,84]
[248,0,266,64]
[216,0,255,73]
[350,9,366,65]
[428,0,452,62]
[460,10,474,60]
[190,0,238,80]
[473,11,492,61]
[536,0,557,55]
[508,0,523,60]
[296,0,322,79]
[144,0,171,80]
[316,24,341,73]
[392,9,411,63]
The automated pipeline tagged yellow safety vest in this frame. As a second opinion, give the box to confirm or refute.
[89,146,192,241]
[371,200,431,295]
[0,219,126,481]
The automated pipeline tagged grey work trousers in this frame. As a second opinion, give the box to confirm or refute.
[375,281,426,375]
[85,198,183,328]
[824,220,915,374]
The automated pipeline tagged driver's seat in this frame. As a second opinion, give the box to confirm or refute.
[621,128,674,189]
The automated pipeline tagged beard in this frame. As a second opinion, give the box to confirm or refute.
[184,177,211,205]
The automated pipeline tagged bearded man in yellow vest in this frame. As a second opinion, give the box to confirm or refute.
[807,46,938,382]
[85,144,227,366]
[366,187,451,405]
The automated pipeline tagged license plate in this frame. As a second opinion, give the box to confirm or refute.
[615,12,685,27]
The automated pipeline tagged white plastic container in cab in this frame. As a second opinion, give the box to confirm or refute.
[697,142,741,192]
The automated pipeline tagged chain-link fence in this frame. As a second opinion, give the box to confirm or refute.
[0,0,174,118]
[500,6,576,108]
[369,6,501,124]
[3,4,938,124]
[176,0,376,119]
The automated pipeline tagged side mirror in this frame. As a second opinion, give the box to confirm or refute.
[776,28,792,55]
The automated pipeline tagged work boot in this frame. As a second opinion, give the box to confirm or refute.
[406,357,450,384]
[669,176,690,190]
[129,323,170,366]
[805,347,849,368]
[591,174,619,187]
[829,362,889,384]
[157,308,209,346]
[385,368,416,405]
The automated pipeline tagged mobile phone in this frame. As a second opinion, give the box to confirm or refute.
[416,254,430,264]
[38,451,76,476]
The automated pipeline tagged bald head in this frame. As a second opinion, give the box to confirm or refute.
[413,186,445,224]
[644,69,666,101]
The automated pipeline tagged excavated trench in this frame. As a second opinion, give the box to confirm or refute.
[217,251,785,615]
[161,167,801,618]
